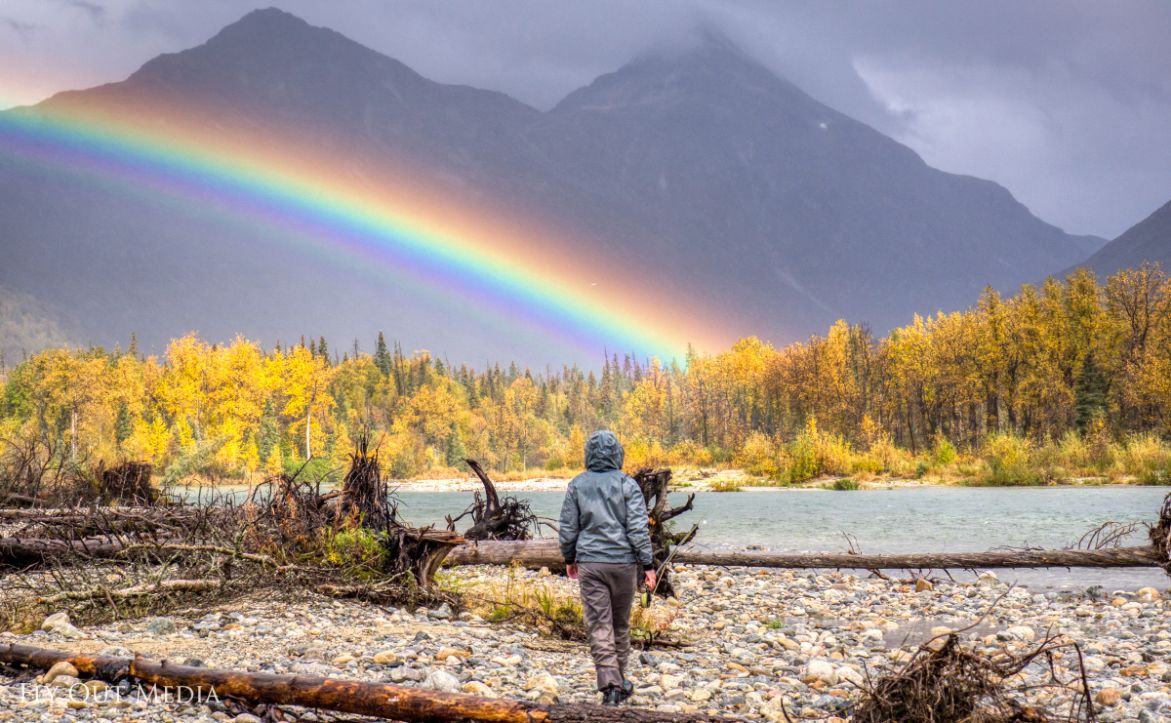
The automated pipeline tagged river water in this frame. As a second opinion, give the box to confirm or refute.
[387,486,1169,592]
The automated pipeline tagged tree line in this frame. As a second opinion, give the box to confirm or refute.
[1,265,1169,484]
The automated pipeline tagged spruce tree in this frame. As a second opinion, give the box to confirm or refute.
[374,332,392,376]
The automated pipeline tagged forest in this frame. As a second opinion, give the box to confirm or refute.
[1,264,1169,487]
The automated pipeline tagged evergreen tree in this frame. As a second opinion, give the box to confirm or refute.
[114,401,132,450]
[1074,350,1109,433]
[374,332,392,376]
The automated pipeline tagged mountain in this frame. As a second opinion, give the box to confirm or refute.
[0,283,71,365]
[0,8,1100,364]
[1074,199,1171,277]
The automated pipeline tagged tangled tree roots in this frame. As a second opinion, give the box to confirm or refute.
[633,468,696,598]
[446,460,541,541]
[97,461,156,505]
[853,633,1097,723]
[339,435,392,530]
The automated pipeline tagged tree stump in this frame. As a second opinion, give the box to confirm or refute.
[632,468,697,598]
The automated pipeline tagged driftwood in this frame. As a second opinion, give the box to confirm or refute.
[632,468,696,597]
[0,534,169,567]
[446,460,539,541]
[0,643,737,723]
[446,539,1168,572]
[35,578,219,605]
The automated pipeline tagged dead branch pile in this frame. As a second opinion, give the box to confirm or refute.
[446,459,541,541]
[0,437,465,630]
[853,633,1097,723]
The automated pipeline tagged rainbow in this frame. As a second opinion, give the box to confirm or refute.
[0,96,726,362]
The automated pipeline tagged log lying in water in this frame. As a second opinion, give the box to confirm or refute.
[0,643,736,723]
[446,538,1167,571]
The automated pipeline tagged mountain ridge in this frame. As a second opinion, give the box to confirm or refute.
[1073,199,1171,277]
[0,8,1109,364]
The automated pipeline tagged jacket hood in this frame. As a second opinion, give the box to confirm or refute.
[584,430,624,472]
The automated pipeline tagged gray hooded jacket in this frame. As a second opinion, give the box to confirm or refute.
[558,431,653,567]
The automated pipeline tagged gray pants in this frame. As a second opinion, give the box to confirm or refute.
[578,562,639,691]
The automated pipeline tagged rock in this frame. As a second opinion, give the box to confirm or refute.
[143,617,177,635]
[1136,587,1162,602]
[232,715,264,723]
[524,671,559,700]
[423,669,461,694]
[835,666,864,687]
[372,650,399,666]
[435,647,472,662]
[689,688,714,702]
[49,674,81,689]
[431,603,454,620]
[332,653,356,667]
[803,659,838,685]
[1096,687,1122,706]
[660,674,683,690]
[915,579,933,592]
[41,612,83,639]
[976,571,1002,588]
[83,680,108,695]
[462,681,496,697]
[42,661,79,685]
[1006,626,1036,643]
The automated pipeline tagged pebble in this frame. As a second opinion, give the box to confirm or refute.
[2,567,1166,722]
[423,669,461,693]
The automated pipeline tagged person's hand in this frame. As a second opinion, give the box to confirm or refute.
[566,563,579,580]
[643,569,657,590]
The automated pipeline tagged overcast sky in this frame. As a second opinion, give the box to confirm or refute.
[2,0,1170,238]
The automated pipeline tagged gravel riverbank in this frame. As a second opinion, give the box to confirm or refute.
[1,566,1167,722]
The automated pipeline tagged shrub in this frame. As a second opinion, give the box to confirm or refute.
[832,477,860,491]
[787,431,819,483]
[624,438,668,470]
[668,439,713,467]
[1120,434,1171,485]
[931,433,958,467]
[734,432,783,479]
[980,433,1041,486]
[710,479,742,492]
[322,526,387,577]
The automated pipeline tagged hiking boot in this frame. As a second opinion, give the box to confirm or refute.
[601,685,623,706]
[619,679,634,702]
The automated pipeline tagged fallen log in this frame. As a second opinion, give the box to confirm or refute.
[0,643,737,723]
[35,578,219,605]
[445,539,1168,571]
[0,535,162,567]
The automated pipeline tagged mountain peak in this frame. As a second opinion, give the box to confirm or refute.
[552,32,806,115]
[219,6,314,36]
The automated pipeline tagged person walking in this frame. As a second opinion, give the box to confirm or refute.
[558,430,656,706]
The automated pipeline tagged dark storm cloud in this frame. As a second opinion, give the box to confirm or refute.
[2,0,1170,237]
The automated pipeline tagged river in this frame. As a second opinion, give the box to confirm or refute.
[176,483,1169,592]
[387,485,1169,592]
